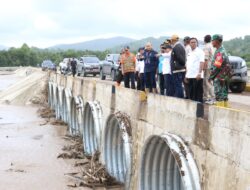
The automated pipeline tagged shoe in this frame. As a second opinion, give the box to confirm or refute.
[139,91,147,101]
[215,101,224,107]
[223,101,230,108]
[205,99,215,105]
[152,88,157,94]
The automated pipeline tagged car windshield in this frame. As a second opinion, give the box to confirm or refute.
[42,60,53,66]
[83,57,99,63]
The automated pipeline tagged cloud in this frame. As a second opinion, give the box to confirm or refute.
[0,0,249,47]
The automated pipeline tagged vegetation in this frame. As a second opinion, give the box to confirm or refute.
[0,43,110,67]
[247,62,250,69]
[224,35,250,63]
[1,35,250,68]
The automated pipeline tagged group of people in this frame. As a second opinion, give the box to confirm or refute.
[117,34,232,107]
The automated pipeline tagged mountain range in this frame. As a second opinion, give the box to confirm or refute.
[49,36,136,51]
[48,36,171,52]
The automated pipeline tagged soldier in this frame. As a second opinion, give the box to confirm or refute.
[210,34,232,107]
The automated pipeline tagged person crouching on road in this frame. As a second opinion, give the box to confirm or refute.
[143,42,159,94]
[120,46,136,89]
[185,37,205,103]
[136,47,145,91]
[71,58,77,77]
[210,34,232,107]
[162,45,174,96]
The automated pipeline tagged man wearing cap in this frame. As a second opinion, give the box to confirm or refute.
[203,35,215,103]
[120,46,136,89]
[143,42,159,94]
[183,36,191,99]
[170,34,186,98]
[210,34,232,107]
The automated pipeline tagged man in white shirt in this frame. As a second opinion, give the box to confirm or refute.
[162,45,174,96]
[185,37,205,103]
[136,47,145,91]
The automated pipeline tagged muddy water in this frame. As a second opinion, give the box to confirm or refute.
[0,105,90,190]
[0,71,23,92]
[0,71,90,189]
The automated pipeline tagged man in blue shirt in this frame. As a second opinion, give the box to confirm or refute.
[143,42,159,94]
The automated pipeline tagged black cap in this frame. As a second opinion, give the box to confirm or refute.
[138,47,144,52]
[204,35,211,43]
[184,36,190,42]
[124,45,130,50]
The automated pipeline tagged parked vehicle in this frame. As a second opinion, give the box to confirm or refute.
[41,60,56,71]
[99,54,120,81]
[229,56,248,93]
[76,56,100,77]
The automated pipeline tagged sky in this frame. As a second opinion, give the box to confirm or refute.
[0,0,249,48]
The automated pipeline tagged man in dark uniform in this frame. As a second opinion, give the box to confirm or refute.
[70,58,77,77]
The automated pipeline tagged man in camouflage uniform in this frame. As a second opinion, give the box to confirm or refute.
[210,34,232,107]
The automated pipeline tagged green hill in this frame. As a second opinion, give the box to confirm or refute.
[224,35,250,62]
[109,36,170,53]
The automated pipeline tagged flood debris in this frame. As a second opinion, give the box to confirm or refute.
[37,105,55,119]
[5,168,26,173]
[60,136,123,189]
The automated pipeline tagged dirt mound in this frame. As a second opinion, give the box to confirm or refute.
[0,68,48,105]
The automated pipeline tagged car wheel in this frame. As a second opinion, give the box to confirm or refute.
[111,70,116,81]
[230,82,246,93]
[100,69,106,80]
[93,74,96,77]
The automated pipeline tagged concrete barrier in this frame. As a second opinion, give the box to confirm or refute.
[48,73,250,190]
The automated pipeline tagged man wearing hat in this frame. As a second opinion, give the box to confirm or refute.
[120,46,136,89]
[170,34,186,98]
[210,34,232,107]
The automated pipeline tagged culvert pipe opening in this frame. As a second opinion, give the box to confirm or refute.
[52,83,58,110]
[61,89,67,122]
[69,96,84,136]
[82,101,102,155]
[140,134,200,190]
[55,86,61,119]
[104,113,132,186]
[63,88,72,125]
[48,82,53,107]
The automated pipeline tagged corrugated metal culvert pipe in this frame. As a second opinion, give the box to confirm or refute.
[64,88,72,126]
[82,101,102,155]
[140,133,200,190]
[56,86,64,120]
[52,83,58,110]
[104,112,132,189]
[69,96,84,136]
[61,89,67,122]
[48,82,53,108]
